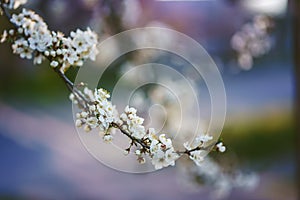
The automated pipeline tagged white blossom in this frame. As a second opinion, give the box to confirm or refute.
[62,38,79,65]
[120,106,146,139]
[216,142,226,153]
[135,149,141,156]
[12,38,33,59]
[196,134,213,144]
[8,29,14,35]
[86,116,98,128]
[75,119,83,127]
[8,9,51,63]
[71,29,91,53]
[183,134,213,150]
[165,148,178,166]
[70,87,116,136]
[49,50,56,57]
[151,149,168,170]
[17,27,23,34]
[28,32,53,52]
[189,150,205,166]
[147,128,158,141]
[103,134,113,143]
[50,61,59,68]
[3,6,99,73]
[148,132,179,170]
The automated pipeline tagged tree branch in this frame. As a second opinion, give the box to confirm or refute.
[0,1,217,160]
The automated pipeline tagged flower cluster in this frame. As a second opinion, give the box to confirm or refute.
[148,129,179,169]
[120,106,146,139]
[231,15,273,70]
[71,87,181,170]
[9,9,52,64]
[184,134,213,166]
[56,28,98,72]
[70,87,116,136]
[1,7,98,73]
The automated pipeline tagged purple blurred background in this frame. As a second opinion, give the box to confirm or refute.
[0,0,297,199]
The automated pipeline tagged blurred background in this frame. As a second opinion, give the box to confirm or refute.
[0,0,297,199]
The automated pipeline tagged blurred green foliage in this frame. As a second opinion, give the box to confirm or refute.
[223,112,295,169]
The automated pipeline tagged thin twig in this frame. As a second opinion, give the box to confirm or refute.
[111,122,150,150]
[176,143,215,156]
